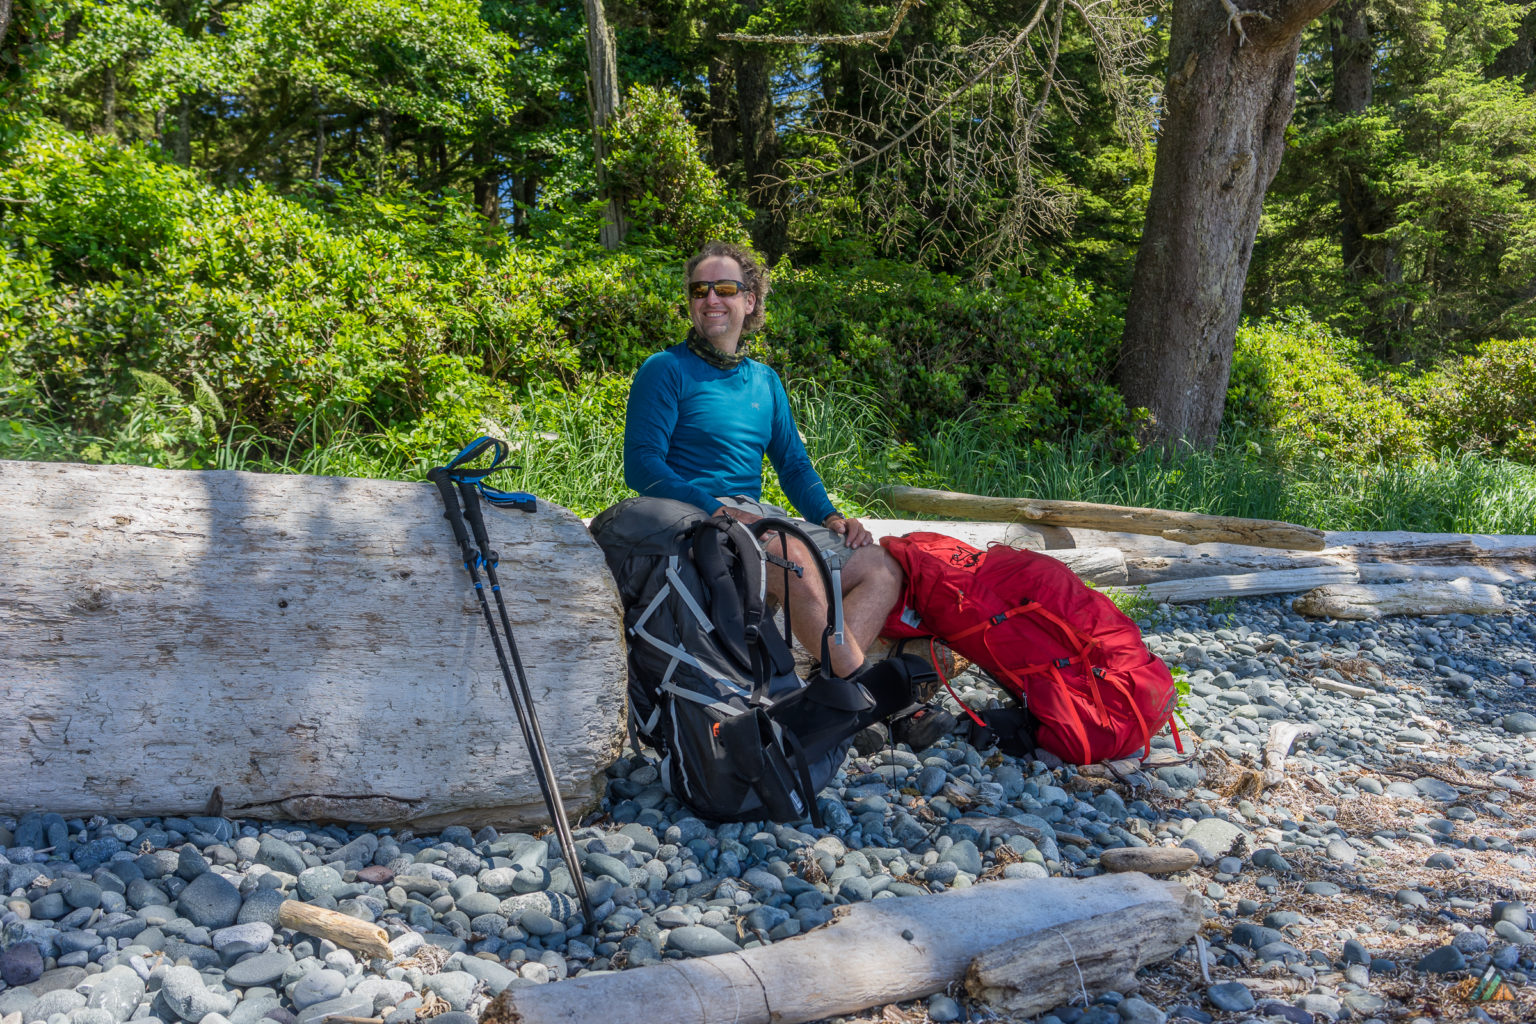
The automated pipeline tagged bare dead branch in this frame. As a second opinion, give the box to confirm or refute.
[1218,0,1273,45]
[790,0,1055,185]
[718,0,922,49]
[764,0,1155,267]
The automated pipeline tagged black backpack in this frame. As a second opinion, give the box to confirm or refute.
[589,496,930,824]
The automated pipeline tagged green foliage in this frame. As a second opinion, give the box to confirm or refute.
[0,129,644,464]
[764,261,1135,450]
[1252,2,1536,359]
[603,84,748,253]
[1227,311,1427,464]
[1412,337,1536,461]
[4,124,192,278]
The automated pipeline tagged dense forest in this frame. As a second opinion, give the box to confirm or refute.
[1,0,1534,530]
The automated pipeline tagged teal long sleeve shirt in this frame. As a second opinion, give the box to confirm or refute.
[623,343,838,525]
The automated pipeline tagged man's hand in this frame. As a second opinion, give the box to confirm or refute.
[824,513,873,548]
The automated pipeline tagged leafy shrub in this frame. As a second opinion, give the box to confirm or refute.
[1412,337,1536,463]
[762,261,1134,450]
[1227,311,1427,464]
[603,85,748,254]
[0,129,682,465]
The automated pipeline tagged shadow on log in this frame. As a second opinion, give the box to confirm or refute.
[0,460,628,828]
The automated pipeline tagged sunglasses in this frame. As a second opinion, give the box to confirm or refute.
[688,279,746,299]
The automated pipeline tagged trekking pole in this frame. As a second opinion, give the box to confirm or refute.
[426,453,595,927]
[451,473,595,926]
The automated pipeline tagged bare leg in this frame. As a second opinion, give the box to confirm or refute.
[762,537,904,677]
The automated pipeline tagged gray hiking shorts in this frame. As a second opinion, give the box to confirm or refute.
[713,496,854,567]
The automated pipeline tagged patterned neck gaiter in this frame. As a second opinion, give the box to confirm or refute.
[686,328,749,371]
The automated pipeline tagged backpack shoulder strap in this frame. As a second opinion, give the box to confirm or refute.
[690,518,760,672]
[748,517,844,671]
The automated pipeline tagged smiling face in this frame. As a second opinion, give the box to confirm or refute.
[688,255,757,354]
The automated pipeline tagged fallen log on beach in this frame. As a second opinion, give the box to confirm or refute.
[1293,579,1512,620]
[873,485,1326,551]
[0,459,628,828]
[1107,566,1360,604]
[492,874,1201,1024]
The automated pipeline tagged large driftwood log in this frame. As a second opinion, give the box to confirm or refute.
[1355,561,1536,586]
[1124,553,1533,587]
[0,460,627,827]
[1108,566,1358,604]
[495,875,1199,1024]
[1125,552,1346,584]
[1293,579,1512,620]
[1324,532,1536,562]
[873,485,1326,550]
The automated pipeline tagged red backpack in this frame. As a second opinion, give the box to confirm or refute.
[880,533,1182,765]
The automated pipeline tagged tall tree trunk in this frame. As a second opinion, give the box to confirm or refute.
[376,109,392,189]
[100,65,117,137]
[473,136,500,222]
[1489,1,1535,86]
[510,174,537,236]
[584,0,626,249]
[1,0,11,50]
[735,42,787,260]
[312,93,325,180]
[707,54,739,177]
[1117,0,1339,448]
[175,95,192,165]
[1330,0,1402,360]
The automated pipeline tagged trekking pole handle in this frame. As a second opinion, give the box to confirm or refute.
[456,478,495,558]
[427,468,475,562]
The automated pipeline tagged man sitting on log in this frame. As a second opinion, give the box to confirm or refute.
[623,241,954,745]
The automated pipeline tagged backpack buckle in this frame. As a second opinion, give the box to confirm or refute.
[1054,657,1072,669]
[991,612,1010,625]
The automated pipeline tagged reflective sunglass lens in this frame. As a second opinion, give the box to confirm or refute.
[689,280,742,299]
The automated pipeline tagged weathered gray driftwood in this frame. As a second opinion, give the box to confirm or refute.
[0,459,627,827]
[1293,578,1512,620]
[1324,531,1536,562]
[965,888,1203,1016]
[276,902,392,960]
[1108,566,1359,604]
[493,875,1199,1024]
[1125,552,1346,584]
[872,485,1326,550]
[1354,561,1536,586]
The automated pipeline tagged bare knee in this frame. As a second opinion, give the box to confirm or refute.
[842,543,904,592]
[760,535,822,600]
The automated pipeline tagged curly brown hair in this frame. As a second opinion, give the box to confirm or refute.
[685,241,770,335]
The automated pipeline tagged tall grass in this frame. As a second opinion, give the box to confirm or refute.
[900,416,1536,533]
[5,375,1534,533]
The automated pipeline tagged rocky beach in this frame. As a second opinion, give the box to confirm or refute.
[3,585,1534,1024]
